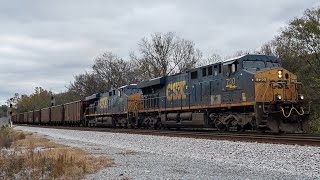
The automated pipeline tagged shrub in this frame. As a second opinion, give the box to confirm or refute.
[310,116,320,133]
[0,127,14,149]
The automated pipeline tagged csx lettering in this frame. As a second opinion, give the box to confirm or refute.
[166,80,187,100]
[99,97,108,108]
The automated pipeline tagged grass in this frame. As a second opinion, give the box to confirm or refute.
[310,116,320,133]
[0,127,114,179]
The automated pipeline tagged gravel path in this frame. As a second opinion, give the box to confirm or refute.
[15,126,320,180]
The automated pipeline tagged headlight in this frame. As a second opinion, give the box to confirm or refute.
[278,70,282,78]
[299,94,304,100]
[276,94,282,100]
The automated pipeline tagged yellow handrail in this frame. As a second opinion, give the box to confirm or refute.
[280,105,304,118]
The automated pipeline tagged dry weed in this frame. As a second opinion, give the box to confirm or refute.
[0,129,114,179]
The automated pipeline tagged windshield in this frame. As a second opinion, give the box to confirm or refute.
[266,61,281,68]
[243,61,265,69]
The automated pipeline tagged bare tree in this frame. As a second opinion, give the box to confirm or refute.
[232,50,252,57]
[172,38,202,73]
[132,32,202,79]
[255,41,279,56]
[93,52,138,89]
[197,53,222,67]
[6,93,20,107]
[68,71,107,98]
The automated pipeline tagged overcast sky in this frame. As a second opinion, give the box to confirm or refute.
[0,0,319,104]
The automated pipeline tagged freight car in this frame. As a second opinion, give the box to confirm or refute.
[41,107,50,125]
[11,54,310,133]
[50,105,64,125]
[34,110,41,124]
[64,100,88,126]
[12,100,93,126]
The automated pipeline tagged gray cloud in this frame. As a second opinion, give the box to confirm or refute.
[0,0,319,104]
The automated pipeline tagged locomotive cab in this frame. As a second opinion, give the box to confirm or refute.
[219,55,309,133]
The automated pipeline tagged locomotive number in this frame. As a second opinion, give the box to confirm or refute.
[226,78,237,88]
[166,80,187,100]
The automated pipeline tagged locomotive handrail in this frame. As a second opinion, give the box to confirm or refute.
[280,105,305,118]
[260,83,269,114]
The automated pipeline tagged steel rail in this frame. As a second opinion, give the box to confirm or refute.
[16,124,320,146]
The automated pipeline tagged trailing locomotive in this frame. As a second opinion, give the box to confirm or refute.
[12,54,310,133]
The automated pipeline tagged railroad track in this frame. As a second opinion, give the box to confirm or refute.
[16,124,320,146]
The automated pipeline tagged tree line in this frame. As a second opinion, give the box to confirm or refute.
[4,7,320,131]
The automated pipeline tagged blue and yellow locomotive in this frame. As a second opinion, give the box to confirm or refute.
[84,54,309,133]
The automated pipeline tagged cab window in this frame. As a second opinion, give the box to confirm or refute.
[266,61,281,68]
[243,61,265,69]
[191,71,198,79]
[208,66,213,76]
[202,68,207,77]
[224,63,238,76]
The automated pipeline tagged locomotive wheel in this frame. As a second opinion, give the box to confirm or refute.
[215,120,227,132]
[218,125,227,132]
[157,123,163,129]
[111,120,116,128]
[149,118,155,129]
[150,121,157,129]
[257,128,265,133]
[228,119,239,131]
[237,125,245,132]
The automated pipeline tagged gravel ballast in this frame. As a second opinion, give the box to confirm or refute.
[15,126,320,179]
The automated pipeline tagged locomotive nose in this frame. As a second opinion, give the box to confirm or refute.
[254,68,298,102]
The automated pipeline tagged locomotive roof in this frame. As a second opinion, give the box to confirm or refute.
[137,76,166,89]
[136,54,279,90]
[222,54,278,65]
[223,55,247,64]
[118,84,138,89]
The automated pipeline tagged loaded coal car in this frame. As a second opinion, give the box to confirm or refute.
[33,110,41,124]
[41,107,50,125]
[18,113,24,124]
[84,85,142,127]
[11,114,17,124]
[50,105,64,125]
[136,54,309,133]
[64,100,88,126]
[27,111,34,124]
[23,112,28,124]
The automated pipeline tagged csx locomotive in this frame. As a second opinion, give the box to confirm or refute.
[12,54,309,133]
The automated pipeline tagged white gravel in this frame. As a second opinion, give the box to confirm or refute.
[15,126,320,180]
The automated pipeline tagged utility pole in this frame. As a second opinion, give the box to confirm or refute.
[51,96,55,107]
[7,102,13,127]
